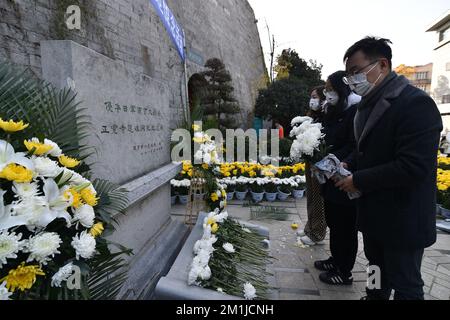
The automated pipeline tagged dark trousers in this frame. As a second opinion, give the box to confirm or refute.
[324,200,358,276]
[363,234,425,300]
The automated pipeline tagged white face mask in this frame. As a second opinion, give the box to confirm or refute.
[344,62,383,97]
[324,91,339,106]
[309,98,321,111]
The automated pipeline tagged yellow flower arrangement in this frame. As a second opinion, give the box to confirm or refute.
[0,164,33,183]
[58,155,81,168]
[90,222,105,238]
[80,188,99,207]
[210,193,219,202]
[0,262,45,292]
[0,118,29,133]
[24,139,53,155]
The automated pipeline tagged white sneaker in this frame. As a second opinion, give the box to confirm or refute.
[297,229,306,237]
[300,235,316,246]
[299,235,325,246]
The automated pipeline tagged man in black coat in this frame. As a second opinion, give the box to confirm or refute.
[336,37,443,300]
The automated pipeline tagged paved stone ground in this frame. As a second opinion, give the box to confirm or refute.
[171,197,450,300]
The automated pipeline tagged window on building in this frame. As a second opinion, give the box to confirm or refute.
[416,72,429,80]
[440,26,450,43]
[443,95,450,104]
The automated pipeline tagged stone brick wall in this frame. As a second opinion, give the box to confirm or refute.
[0,0,267,128]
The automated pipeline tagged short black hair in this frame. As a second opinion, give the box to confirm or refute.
[344,37,393,69]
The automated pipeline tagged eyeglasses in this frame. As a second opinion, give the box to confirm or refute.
[343,60,379,85]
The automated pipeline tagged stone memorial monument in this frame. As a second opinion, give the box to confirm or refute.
[40,40,188,299]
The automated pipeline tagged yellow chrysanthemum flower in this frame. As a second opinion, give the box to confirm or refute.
[24,139,53,155]
[232,169,238,175]
[221,189,227,198]
[64,188,83,208]
[202,164,209,170]
[207,217,216,226]
[59,155,81,168]
[192,124,201,131]
[291,223,299,230]
[211,223,219,234]
[80,188,99,207]
[0,118,29,133]
[0,262,45,292]
[0,164,33,183]
[90,222,105,238]
[210,193,219,202]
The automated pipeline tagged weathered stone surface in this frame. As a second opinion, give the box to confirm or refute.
[40,40,184,298]
[41,40,172,185]
[0,0,266,128]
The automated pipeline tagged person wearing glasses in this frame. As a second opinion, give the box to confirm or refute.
[312,71,361,285]
[336,37,442,300]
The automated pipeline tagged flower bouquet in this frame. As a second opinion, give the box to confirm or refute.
[0,118,128,300]
[290,116,327,163]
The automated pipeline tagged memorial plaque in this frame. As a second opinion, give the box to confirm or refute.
[41,40,172,184]
[40,40,187,299]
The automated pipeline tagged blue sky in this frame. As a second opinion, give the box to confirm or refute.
[247,0,449,79]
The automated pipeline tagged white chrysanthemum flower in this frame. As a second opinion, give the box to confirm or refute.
[243,282,257,300]
[188,263,203,285]
[217,288,224,293]
[222,243,235,253]
[0,281,12,300]
[51,263,75,287]
[44,139,63,157]
[32,156,62,178]
[26,232,62,265]
[71,231,96,260]
[0,231,26,266]
[12,182,40,200]
[73,205,95,228]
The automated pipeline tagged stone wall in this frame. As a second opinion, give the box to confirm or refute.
[0,0,267,128]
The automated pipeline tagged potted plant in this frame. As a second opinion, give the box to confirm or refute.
[439,190,450,219]
[292,182,306,199]
[250,183,265,203]
[235,183,248,200]
[226,184,235,201]
[277,185,292,201]
[264,182,278,202]
[171,185,177,205]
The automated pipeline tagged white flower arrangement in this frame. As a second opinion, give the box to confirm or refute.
[0,231,26,266]
[26,232,62,265]
[71,231,96,260]
[290,116,326,161]
[243,282,257,300]
[73,205,96,228]
[0,281,12,300]
[222,243,235,253]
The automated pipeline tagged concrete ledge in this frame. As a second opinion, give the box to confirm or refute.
[121,162,181,209]
[154,213,269,300]
[117,218,189,300]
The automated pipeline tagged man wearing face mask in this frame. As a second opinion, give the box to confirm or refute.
[336,37,443,300]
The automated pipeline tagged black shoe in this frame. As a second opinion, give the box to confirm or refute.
[314,257,337,272]
[319,270,353,286]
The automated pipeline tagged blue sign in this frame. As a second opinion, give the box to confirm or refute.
[150,0,185,61]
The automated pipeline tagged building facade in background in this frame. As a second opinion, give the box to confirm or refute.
[427,10,450,130]
[395,63,433,95]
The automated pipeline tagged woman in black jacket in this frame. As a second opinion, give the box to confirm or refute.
[314,71,361,285]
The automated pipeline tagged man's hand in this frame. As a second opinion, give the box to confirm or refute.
[335,175,359,193]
